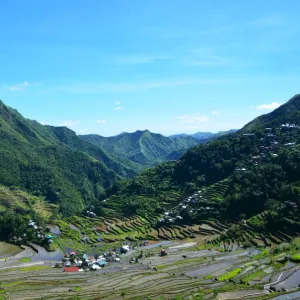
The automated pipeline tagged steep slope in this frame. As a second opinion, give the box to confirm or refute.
[242,94,300,132]
[104,95,300,230]
[80,130,200,166]
[48,126,142,176]
[0,100,123,216]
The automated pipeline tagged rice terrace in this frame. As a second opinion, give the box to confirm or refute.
[1,1,300,299]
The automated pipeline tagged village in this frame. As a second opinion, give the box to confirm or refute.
[158,123,300,226]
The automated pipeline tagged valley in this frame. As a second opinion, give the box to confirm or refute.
[0,235,300,300]
[2,0,300,298]
[0,96,300,299]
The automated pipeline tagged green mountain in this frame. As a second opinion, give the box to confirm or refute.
[242,94,300,132]
[0,100,137,216]
[47,126,141,176]
[79,130,200,166]
[104,95,300,231]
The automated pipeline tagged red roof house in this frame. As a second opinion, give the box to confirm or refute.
[64,267,80,273]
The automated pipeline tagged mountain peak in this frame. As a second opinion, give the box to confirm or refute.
[242,94,300,132]
[135,129,150,134]
[288,94,300,101]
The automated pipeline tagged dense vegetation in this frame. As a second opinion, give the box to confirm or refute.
[102,95,300,231]
[0,100,132,216]
[80,130,201,166]
[1,94,300,234]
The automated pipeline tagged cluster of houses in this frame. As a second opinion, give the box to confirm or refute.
[11,219,54,247]
[27,220,54,244]
[159,187,224,225]
[159,124,300,225]
[278,201,299,212]
[281,123,300,129]
[159,212,183,223]
[62,242,135,272]
[63,250,122,272]
[86,211,97,218]
[241,124,300,169]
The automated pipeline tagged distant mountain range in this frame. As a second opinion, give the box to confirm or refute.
[79,130,201,166]
[169,129,237,141]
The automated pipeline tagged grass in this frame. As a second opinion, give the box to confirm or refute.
[271,261,286,271]
[215,283,263,293]
[241,270,266,283]
[290,253,300,261]
[19,266,51,272]
[19,257,31,263]
[0,281,24,287]
[74,287,83,292]
[252,249,270,260]
[217,268,242,282]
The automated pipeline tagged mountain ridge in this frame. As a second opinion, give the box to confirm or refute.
[0,100,135,216]
[169,129,237,140]
[79,130,201,166]
[242,94,300,132]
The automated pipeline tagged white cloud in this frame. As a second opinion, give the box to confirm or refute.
[256,102,282,110]
[8,81,29,91]
[59,120,80,127]
[96,119,108,124]
[114,100,124,110]
[212,111,221,115]
[176,115,209,124]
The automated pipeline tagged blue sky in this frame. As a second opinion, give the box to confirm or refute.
[0,0,299,136]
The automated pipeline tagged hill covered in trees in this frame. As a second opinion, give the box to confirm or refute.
[0,100,213,219]
[80,130,201,166]
[0,100,142,216]
[102,95,300,232]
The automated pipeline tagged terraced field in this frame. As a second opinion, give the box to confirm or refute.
[53,215,235,253]
[0,239,300,300]
[208,213,300,250]
[0,185,56,218]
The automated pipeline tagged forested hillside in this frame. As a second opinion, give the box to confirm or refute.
[0,100,130,216]
[102,95,300,232]
[80,130,200,166]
